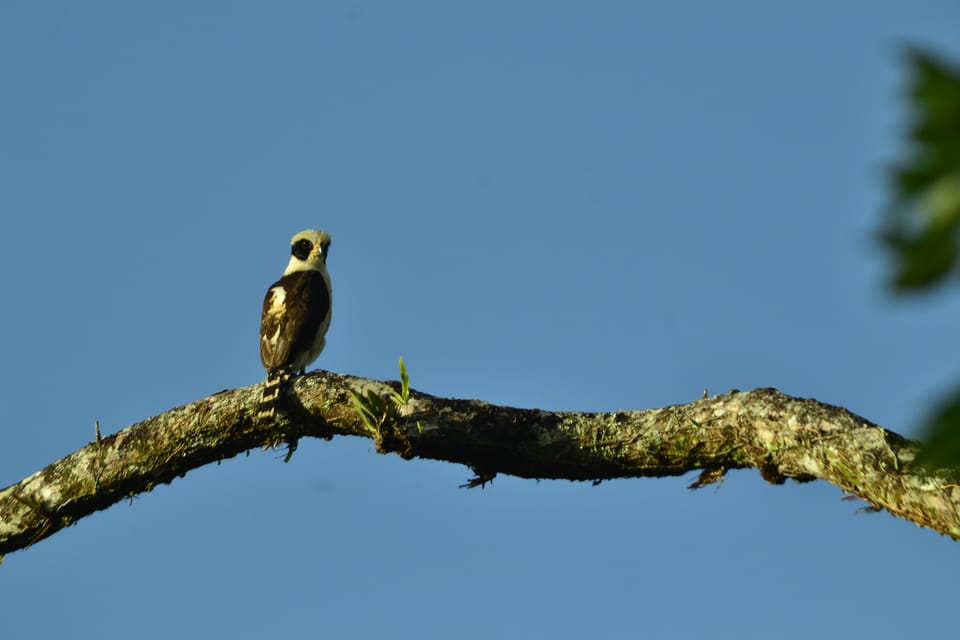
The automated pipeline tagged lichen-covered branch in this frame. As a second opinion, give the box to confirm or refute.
[1,370,958,556]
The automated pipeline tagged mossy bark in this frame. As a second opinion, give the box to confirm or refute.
[1,370,958,556]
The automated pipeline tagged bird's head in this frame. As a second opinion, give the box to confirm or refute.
[284,229,331,274]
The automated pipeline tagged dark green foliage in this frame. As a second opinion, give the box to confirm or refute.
[882,49,960,291]
[885,49,960,468]
[916,392,960,469]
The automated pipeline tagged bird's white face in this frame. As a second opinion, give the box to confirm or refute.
[283,229,331,275]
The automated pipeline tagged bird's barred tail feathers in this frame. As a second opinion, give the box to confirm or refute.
[257,369,292,423]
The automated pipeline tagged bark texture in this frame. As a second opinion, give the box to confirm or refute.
[1,370,958,556]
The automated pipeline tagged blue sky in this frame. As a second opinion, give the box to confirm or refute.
[2,2,959,638]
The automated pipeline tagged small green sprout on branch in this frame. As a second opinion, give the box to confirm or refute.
[391,356,411,409]
[350,357,420,438]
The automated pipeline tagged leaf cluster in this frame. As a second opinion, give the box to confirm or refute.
[883,48,960,469]
[882,49,960,290]
[350,357,414,436]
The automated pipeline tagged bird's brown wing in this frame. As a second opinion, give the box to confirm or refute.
[260,282,295,372]
[259,271,331,372]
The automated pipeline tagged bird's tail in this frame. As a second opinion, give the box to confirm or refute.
[257,369,292,423]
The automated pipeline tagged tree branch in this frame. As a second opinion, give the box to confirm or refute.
[2,370,958,555]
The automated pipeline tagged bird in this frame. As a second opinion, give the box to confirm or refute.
[257,229,332,423]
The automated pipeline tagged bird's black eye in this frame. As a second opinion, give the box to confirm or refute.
[291,239,313,260]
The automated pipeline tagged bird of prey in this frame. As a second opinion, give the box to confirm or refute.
[257,229,332,423]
